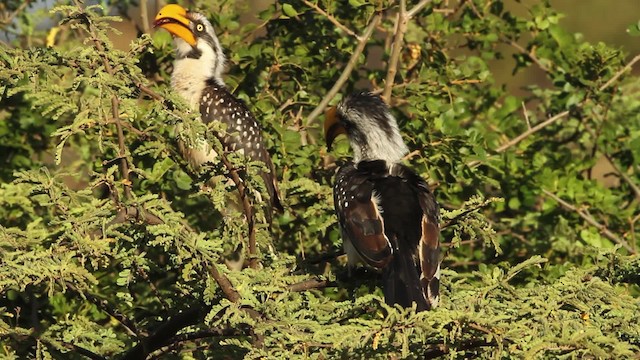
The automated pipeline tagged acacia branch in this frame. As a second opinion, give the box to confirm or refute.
[217,151,259,269]
[147,328,251,360]
[468,51,640,168]
[0,0,32,27]
[287,278,332,292]
[305,14,381,126]
[209,262,241,303]
[302,0,359,40]
[542,189,635,253]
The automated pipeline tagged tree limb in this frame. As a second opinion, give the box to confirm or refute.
[120,307,204,360]
[305,14,381,126]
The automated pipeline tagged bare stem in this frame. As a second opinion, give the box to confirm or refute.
[382,0,432,102]
[305,14,381,126]
[139,0,150,34]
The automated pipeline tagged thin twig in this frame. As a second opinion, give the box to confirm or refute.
[598,54,640,92]
[72,0,132,199]
[468,51,640,167]
[604,154,640,202]
[120,307,203,360]
[136,82,163,100]
[65,283,140,337]
[506,39,550,74]
[147,328,250,360]
[305,14,381,126]
[217,151,258,269]
[302,0,359,40]
[0,0,32,26]
[494,110,570,153]
[542,189,635,253]
[522,101,531,129]
[382,1,406,103]
[382,0,432,102]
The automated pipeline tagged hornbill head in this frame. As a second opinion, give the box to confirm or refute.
[324,92,409,163]
[154,4,226,85]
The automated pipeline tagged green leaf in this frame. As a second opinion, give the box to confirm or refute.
[282,3,298,17]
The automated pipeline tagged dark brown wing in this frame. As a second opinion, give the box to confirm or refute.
[334,160,440,311]
[333,162,392,268]
[199,79,282,212]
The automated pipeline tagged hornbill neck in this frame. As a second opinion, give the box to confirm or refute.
[349,127,408,164]
[171,55,224,109]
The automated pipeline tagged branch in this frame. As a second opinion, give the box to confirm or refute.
[287,277,332,292]
[604,154,640,202]
[110,206,164,226]
[382,0,432,102]
[0,0,32,26]
[136,82,163,100]
[302,0,359,40]
[598,54,640,92]
[305,14,381,126]
[217,151,258,269]
[147,328,251,360]
[542,189,635,253]
[120,307,204,360]
[506,39,551,74]
[138,0,150,34]
[208,262,241,303]
[468,51,640,168]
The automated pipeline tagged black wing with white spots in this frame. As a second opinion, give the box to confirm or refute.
[333,160,440,310]
[199,79,282,211]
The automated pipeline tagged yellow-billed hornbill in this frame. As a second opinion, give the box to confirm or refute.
[324,92,440,311]
[154,4,281,213]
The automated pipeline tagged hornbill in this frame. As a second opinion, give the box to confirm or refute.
[324,92,441,311]
[154,4,281,214]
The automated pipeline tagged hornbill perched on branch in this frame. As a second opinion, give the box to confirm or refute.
[154,4,281,215]
[324,92,441,311]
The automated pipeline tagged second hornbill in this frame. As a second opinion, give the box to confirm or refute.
[324,92,441,311]
[154,4,281,214]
